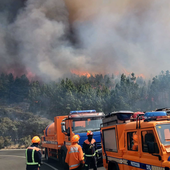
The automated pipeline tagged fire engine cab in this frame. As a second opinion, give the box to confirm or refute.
[41,110,104,167]
[101,110,170,170]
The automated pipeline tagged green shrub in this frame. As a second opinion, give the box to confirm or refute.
[4,136,12,147]
[0,136,4,149]
[19,135,31,148]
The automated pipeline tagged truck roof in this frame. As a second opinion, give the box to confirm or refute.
[124,119,170,130]
[68,112,104,119]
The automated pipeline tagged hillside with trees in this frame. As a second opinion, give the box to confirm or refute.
[0,71,170,148]
[0,106,51,149]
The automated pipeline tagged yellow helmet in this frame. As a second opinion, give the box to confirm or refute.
[87,130,93,136]
[71,135,80,143]
[32,136,41,144]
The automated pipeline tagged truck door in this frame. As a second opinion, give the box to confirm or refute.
[139,129,162,169]
[64,120,71,145]
[123,130,140,170]
[102,126,121,169]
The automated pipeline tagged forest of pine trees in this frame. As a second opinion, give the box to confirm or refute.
[0,71,170,117]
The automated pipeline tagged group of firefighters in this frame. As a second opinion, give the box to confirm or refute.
[26,131,98,170]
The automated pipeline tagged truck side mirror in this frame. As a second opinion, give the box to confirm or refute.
[61,122,70,136]
[147,142,161,160]
[61,122,66,133]
[147,142,155,153]
[66,127,70,136]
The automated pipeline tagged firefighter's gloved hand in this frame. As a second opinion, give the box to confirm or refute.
[81,163,84,168]
[95,150,99,158]
[90,145,93,149]
[80,160,85,168]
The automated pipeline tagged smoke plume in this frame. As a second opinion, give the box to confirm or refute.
[0,0,170,80]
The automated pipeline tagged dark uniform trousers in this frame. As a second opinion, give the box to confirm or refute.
[72,164,84,170]
[85,156,97,170]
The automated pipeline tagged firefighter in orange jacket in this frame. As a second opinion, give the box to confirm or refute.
[132,133,138,151]
[65,135,85,170]
[25,136,42,170]
[83,131,97,170]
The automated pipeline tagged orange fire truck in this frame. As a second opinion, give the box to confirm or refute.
[41,110,104,167]
[101,110,170,170]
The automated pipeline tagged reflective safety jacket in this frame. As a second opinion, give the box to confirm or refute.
[83,139,97,157]
[25,144,42,168]
[65,143,84,170]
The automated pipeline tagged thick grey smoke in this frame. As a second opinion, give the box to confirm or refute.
[0,0,170,80]
[72,0,170,77]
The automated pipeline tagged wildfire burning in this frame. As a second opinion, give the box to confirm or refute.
[71,69,145,79]
[71,70,92,78]
[113,69,145,79]
[6,68,37,81]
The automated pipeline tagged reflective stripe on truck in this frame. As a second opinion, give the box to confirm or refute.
[107,156,165,170]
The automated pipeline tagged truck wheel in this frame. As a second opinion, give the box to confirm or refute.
[108,162,119,170]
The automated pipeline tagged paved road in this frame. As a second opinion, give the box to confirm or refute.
[0,149,105,170]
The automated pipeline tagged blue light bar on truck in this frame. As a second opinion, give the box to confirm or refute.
[144,111,167,118]
[70,110,96,114]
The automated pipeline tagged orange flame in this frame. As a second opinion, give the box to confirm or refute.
[7,68,36,81]
[71,69,145,79]
[114,69,145,78]
[138,74,145,78]
[71,69,91,78]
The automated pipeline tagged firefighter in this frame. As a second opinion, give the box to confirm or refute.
[25,136,42,170]
[65,135,85,170]
[132,133,138,151]
[83,131,97,170]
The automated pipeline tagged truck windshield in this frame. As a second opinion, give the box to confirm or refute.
[72,118,102,133]
[156,124,170,146]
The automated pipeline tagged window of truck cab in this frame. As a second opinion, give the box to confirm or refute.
[127,131,138,151]
[72,118,102,133]
[103,127,117,152]
[141,130,159,153]
[156,124,170,146]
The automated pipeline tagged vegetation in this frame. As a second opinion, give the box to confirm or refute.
[0,71,170,148]
[0,106,51,149]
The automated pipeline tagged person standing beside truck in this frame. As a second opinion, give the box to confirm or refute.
[65,135,85,170]
[83,131,97,170]
[25,136,42,170]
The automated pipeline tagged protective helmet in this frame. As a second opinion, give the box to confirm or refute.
[87,131,93,136]
[71,135,80,143]
[32,136,41,144]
